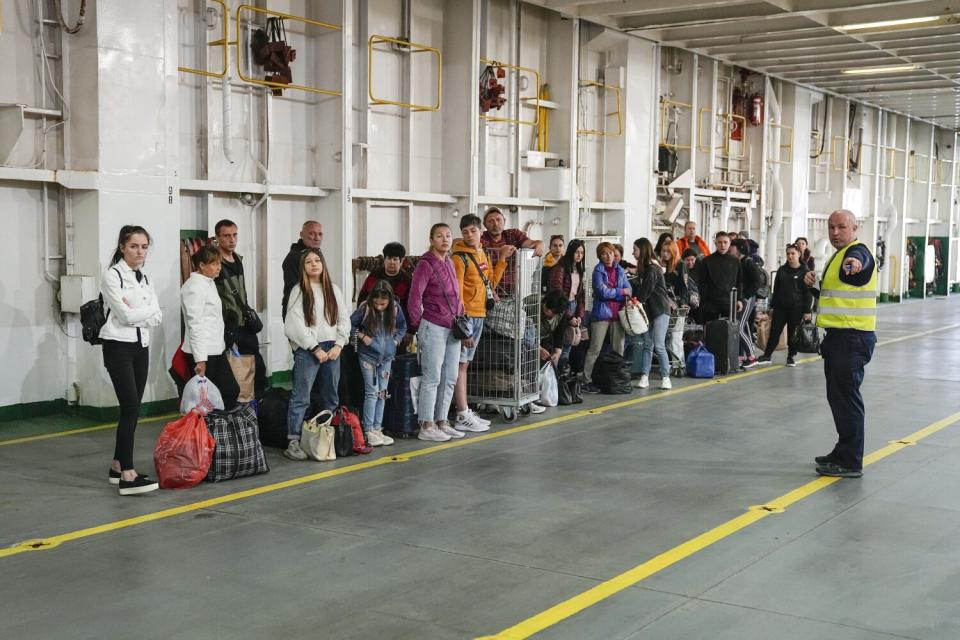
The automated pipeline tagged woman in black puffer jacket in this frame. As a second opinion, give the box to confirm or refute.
[758,244,814,367]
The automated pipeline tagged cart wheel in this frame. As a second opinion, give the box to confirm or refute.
[500,406,518,423]
[519,404,531,416]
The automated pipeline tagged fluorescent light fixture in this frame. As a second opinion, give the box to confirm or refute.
[837,16,939,31]
[842,64,918,75]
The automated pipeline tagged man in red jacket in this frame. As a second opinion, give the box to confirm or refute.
[357,241,414,351]
[676,220,711,259]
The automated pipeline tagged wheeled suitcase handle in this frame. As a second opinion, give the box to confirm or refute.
[729,287,738,321]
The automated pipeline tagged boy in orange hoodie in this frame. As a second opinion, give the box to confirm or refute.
[451,214,515,432]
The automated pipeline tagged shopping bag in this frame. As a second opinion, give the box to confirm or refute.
[539,363,558,407]
[153,411,215,489]
[618,301,649,336]
[227,353,256,403]
[756,316,786,352]
[301,410,335,461]
[180,375,225,416]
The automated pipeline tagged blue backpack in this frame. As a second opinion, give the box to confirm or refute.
[685,344,715,378]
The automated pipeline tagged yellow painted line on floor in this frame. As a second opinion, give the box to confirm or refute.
[1,321,957,561]
[0,414,177,448]
[477,408,960,640]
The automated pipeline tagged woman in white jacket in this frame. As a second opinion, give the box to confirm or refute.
[283,248,350,461]
[180,246,240,411]
[100,225,162,496]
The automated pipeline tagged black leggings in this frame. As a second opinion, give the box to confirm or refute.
[764,308,804,358]
[102,340,149,471]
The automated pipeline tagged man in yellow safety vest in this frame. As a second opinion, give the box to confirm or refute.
[803,210,878,478]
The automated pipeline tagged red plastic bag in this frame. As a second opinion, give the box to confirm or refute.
[153,411,215,489]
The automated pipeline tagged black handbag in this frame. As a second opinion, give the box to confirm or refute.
[427,259,471,339]
[794,320,822,354]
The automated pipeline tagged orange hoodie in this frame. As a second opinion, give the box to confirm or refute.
[452,239,507,318]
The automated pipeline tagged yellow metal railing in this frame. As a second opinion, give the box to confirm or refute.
[908,153,930,183]
[577,81,622,137]
[659,99,692,150]
[831,136,848,172]
[178,0,229,78]
[855,142,876,177]
[236,5,342,97]
[770,122,793,166]
[368,35,441,111]
[696,109,745,159]
[936,158,953,186]
[479,58,541,126]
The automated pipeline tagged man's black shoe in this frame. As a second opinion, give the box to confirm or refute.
[815,462,862,478]
[814,453,836,465]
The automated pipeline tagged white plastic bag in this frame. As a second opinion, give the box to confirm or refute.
[180,375,225,416]
[539,363,558,407]
[619,301,649,336]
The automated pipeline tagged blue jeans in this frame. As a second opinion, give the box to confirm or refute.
[360,357,392,430]
[417,319,461,423]
[639,313,670,377]
[287,343,340,440]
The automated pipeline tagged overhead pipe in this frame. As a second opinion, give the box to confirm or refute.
[222,71,236,164]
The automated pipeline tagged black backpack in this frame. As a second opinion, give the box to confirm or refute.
[80,268,121,345]
[256,388,291,449]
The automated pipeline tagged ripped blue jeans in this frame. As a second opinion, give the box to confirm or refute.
[360,358,393,431]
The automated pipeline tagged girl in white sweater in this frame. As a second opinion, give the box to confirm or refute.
[283,248,350,460]
[180,246,240,410]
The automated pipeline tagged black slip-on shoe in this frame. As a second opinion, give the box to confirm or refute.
[108,469,122,485]
[814,453,837,465]
[815,462,862,478]
[119,474,159,496]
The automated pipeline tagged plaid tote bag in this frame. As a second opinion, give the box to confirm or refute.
[205,403,270,482]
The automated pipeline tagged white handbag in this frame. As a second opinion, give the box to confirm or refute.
[618,301,649,336]
[300,410,335,461]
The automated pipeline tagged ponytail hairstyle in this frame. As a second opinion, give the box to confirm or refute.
[299,248,339,327]
[363,280,397,336]
[191,245,221,271]
[110,225,152,266]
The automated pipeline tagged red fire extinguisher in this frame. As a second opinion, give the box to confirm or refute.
[750,93,764,127]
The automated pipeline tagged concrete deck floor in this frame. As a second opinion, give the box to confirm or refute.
[2,297,960,640]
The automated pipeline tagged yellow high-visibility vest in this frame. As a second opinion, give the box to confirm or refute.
[816,241,878,331]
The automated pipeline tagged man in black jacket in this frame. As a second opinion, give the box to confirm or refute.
[281,220,323,319]
[697,232,743,324]
[215,219,266,395]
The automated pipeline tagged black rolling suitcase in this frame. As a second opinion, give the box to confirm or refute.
[705,288,740,374]
[383,353,421,439]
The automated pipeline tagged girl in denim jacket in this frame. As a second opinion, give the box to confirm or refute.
[350,281,407,446]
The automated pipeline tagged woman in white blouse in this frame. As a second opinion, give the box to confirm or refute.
[180,245,240,411]
[282,248,350,461]
[99,225,162,496]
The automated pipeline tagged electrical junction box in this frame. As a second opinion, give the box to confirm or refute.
[60,275,98,313]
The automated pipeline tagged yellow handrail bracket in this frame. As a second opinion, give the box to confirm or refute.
[770,122,793,166]
[178,0,229,79]
[577,81,622,137]
[659,99,692,150]
[480,58,541,126]
[236,4,342,97]
[368,35,441,112]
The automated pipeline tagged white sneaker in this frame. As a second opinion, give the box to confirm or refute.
[635,375,649,389]
[376,428,394,446]
[283,440,308,461]
[418,425,451,442]
[438,422,465,439]
[528,402,546,414]
[660,377,672,390]
[456,411,491,433]
[365,429,384,446]
[467,408,491,426]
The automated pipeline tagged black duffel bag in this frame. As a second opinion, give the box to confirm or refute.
[794,321,822,354]
[592,351,632,394]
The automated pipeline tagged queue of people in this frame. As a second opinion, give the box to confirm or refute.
[98,210,867,495]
